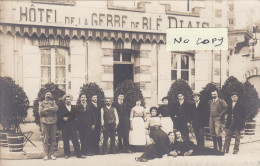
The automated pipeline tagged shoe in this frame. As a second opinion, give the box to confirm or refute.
[64,155,70,159]
[43,155,48,161]
[77,155,86,158]
[233,151,238,154]
[110,151,117,154]
[136,157,148,162]
[126,149,133,154]
[87,153,94,156]
[220,149,225,153]
[50,155,56,160]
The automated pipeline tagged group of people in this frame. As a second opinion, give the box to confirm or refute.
[38,89,246,162]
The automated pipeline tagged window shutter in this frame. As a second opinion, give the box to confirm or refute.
[70,46,86,101]
[23,45,41,104]
[158,45,171,104]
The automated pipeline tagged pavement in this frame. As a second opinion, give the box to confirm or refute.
[1,113,260,165]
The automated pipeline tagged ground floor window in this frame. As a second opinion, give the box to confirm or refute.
[171,53,190,82]
[40,47,69,91]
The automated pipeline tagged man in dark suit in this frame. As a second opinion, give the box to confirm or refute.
[191,93,208,147]
[173,93,192,142]
[222,92,246,154]
[57,94,85,159]
[112,94,131,153]
[76,94,96,156]
[89,94,101,155]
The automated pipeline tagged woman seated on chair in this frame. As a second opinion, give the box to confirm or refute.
[168,130,224,157]
[136,107,170,162]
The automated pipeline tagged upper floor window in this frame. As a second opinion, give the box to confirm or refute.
[32,0,76,5]
[171,53,190,82]
[40,47,69,91]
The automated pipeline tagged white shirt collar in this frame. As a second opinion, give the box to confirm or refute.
[66,105,71,111]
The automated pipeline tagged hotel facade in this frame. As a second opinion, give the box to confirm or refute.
[0,0,258,108]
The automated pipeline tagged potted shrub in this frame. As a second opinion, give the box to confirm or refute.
[0,77,29,151]
[167,79,193,104]
[77,82,105,106]
[242,81,259,135]
[32,82,65,151]
[114,80,145,109]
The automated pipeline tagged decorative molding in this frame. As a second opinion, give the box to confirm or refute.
[0,24,166,44]
[107,0,146,12]
[162,4,200,17]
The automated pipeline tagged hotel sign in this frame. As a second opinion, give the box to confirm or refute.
[2,2,211,33]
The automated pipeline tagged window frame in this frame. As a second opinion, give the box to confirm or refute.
[40,46,69,92]
[171,53,191,84]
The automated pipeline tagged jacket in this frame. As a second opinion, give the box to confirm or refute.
[76,103,96,131]
[172,100,192,127]
[225,100,246,130]
[191,101,208,128]
[39,100,58,124]
[57,104,79,130]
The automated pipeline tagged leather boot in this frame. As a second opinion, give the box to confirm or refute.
[213,136,218,150]
[217,136,223,151]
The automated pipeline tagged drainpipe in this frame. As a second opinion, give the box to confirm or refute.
[156,43,159,105]
[86,40,89,83]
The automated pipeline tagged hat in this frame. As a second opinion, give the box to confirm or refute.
[44,90,52,94]
[62,94,73,101]
[193,92,200,97]
[231,92,239,97]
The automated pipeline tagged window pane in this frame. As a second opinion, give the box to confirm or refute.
[171,70,177,80]
[41,67,51,84]
[181,71,189,81]
[55,48,66,65]
[181,55,189,69]
[41,49,51,65]
[122,52,131,62]
[171,54,177,69]
[113,52,120,61]
[56,67,66,84]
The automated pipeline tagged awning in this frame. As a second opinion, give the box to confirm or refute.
[0,23,166,44]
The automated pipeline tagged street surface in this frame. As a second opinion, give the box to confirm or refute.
[1,140,260,166]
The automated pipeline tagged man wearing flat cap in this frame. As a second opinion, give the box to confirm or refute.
[222,92,245,154]
[57,94,85,159]
[191,92,208,147]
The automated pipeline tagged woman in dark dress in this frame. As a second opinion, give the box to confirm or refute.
[168,130,224,157]
[135,107,170,162]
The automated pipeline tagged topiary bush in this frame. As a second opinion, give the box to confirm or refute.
[167,79,193,104]
[200,83,222,106]
[77,82,105,107]
[221,76,244,104]
[243,81,259,121]
[33,82,65,126]
[0,77,29,133]
[114,80,145,109]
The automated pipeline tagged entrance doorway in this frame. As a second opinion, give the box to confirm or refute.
[113,64,133,90]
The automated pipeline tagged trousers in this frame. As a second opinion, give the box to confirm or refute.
[41,123,57,156]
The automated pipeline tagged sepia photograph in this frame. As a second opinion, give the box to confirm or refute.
[0,0,259,166]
